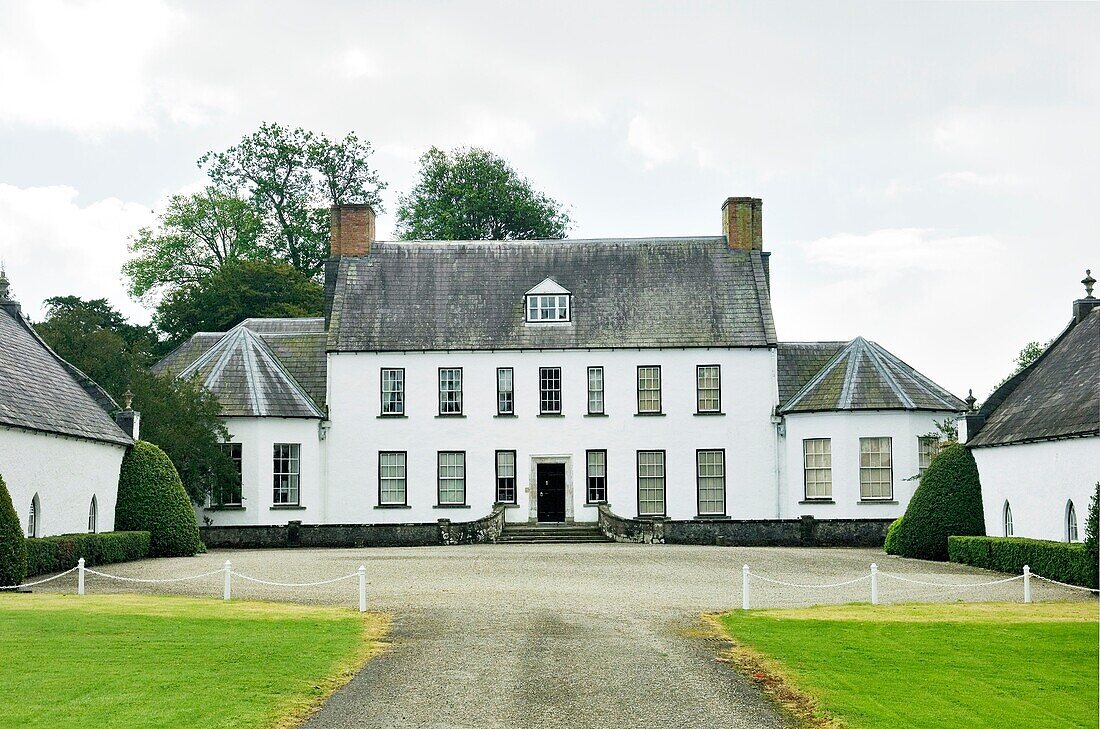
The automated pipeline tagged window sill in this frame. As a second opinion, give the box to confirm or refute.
[799,499,835,505]
[858,499,898,505]
[374,504,411,509]
[495,502,522,509]
[435,414,466,419]
[634,412,665,417]
[377,414,407,419]
[694,412,725,417]
[694,514,730,520]
[584,413,608,417]
[537,413,564,418]
[434,504,471,509]
[582,501,607,508]
[205,505,245,511]
[270,505,306,510]
[636,515,669,521]
[494,414,517,418]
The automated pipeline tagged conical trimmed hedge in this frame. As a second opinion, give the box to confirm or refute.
[0,473,28,587]
[115,441,202,557]
[884,443,985,561]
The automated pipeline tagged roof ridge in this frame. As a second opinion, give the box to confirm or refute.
[861,340,914,408]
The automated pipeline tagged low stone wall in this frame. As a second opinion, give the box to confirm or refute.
[597,505,890,547]
[200,505,506,549]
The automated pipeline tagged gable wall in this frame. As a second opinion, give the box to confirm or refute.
[0,425,125,537]
[325,347,779,523]
[972,437,1098,542]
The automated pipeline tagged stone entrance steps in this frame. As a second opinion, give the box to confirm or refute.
[498,523,611,544]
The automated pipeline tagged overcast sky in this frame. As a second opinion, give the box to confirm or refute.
[0,0,1096,399]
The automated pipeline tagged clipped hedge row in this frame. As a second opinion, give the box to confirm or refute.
[948,535,1097,589]
[25,531,151,578]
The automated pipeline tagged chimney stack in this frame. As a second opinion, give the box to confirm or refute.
[1073,269,1098,324]
[329,204,376,257]
[325,205,375,327]
[722,197,763,251]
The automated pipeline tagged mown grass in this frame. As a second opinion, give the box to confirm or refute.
[0,593,389,729]
[719,602,1098,729]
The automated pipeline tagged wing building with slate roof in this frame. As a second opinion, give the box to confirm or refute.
[157,197,967,534]
[0,270,132,537]
[962,275,1099,542]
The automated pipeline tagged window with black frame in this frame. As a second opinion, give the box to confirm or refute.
[215,442,243,506]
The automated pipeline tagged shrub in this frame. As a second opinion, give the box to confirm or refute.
[24,531,151,577]
[0,473,27,587]
[884,443,985,561]
[949,535,1097,589]
[1086,483,1099,581]
[115,441,202,557]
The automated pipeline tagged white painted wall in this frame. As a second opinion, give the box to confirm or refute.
[779,410,957,520]
[325,348,779,524]
[0,425,125,536]
[197,417,323,527]
[972,437,1099,542]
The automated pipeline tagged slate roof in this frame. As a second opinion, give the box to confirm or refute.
[968,306,1099,447]
[778,337,965,414]
[155,319,326,418]
[0,303,132,446]
[327,238,777,351]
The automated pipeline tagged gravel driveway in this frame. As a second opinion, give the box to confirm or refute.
[32,543,1091,728]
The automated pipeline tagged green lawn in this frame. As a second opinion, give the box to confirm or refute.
[719,602,1098,729]
[0,593,389,729]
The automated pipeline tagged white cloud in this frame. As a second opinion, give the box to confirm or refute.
[802,228,1003,273]
[0,0,231,136]
[626,115,676,168]
[936,170,1024,190]
[0,184,152,323]
[336,48,382,80]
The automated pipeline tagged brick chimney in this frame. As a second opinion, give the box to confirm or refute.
[722,197,763,251]
[325,204,376,328]
[330,204,376,257]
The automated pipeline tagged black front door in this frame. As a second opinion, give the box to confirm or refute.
[536,463,566,522]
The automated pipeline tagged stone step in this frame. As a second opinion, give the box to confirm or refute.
[497,536,611,544]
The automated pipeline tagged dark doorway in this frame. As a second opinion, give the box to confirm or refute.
[536,463,566,522]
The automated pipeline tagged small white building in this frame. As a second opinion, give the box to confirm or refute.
[0,271,133,537]
[962,274,1100,542]
[160,197,964,533]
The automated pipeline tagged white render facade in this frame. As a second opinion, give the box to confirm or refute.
[159,199,966,529]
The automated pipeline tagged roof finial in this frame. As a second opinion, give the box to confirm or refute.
[965,389,977,413]
[122,388,134,411]
[0,264,10,302]
[1083,269,1095,299]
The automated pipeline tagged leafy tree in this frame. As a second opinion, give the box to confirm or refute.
[199,123,386,276]
[884,443,986,561]
[35,297,233,503]
[395,146,572,240]
[991,340,1053,391]
[0,473,27,587]
[152,260,322,348]
[35,297,157,395]
[115,441,202,557]
[124,187,266,298]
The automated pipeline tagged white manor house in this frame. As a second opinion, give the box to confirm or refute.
[156,198,964,532]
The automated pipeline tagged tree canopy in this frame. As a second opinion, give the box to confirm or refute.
[124,187,266,298]
[152,260,322,349]
[395,146,572,240]
[199,123,386,276]
[36,297,233,503]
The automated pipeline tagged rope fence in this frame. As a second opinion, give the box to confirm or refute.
[0,559,370,612]
[740,563,1098,610]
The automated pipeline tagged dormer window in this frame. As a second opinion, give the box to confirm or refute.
[525,278,572,323]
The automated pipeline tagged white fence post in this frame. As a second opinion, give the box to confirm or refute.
[77,557,85,596]
[870,563,879,605]
[223,560,232,602]
[358,565,367,613]
[1023,564,1031,603]
[742,564,751,610]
